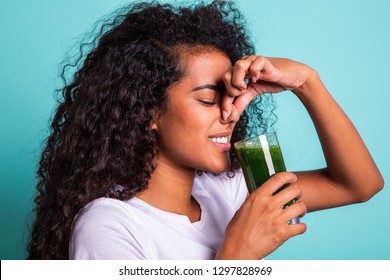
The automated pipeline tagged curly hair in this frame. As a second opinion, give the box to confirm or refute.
[27,0,275,259]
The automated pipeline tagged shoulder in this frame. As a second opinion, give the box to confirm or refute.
[70,197,134,242]
[73,197,133,227]
[69,197,146,259]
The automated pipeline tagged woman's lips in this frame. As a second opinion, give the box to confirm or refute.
[208,136,231,151]
[209,136,228,144]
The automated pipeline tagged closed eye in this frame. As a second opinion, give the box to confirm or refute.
[200,100,218,106]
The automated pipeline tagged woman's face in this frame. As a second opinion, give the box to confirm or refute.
[154,50,238,174]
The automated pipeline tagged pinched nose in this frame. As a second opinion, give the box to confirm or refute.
[220,104,240,124]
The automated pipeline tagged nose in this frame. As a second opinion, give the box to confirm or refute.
[219,105,240,124]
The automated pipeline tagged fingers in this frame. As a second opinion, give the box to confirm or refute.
[286,222,307,237]
[249,172,306,223]
[220,91,256,121]
[235,55,268,84]
[221,55,274,120]
[281,200,307,221]
[223,55,268,96]
[220,89,235,121]
[231,59,250,91]
[254,172,298,197]
[273,183,303,207]
[224,171,307,259]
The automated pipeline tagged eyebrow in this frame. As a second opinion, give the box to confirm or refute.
[191,84,225,93]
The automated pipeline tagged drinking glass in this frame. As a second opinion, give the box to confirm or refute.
[234,133,300,224]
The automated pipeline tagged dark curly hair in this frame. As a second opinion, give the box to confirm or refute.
[27,0,275,259]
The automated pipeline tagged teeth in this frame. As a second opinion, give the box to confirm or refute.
[209,137,228,144]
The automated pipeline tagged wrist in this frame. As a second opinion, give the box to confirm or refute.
[292,68,322,99]
[215,240,263,260]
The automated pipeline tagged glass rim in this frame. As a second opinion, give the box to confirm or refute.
[233,132,278,146]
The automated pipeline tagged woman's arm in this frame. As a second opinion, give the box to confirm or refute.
[291,73,384,211]
[218,55,384,259]
[222,56,384,212]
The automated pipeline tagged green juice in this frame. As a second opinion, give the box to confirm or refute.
[235,144,295,207]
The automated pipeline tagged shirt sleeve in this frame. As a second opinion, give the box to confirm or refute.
[69,199,146,260]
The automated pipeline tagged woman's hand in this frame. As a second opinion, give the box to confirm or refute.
[216,172,307,260]
[221,56,316,120]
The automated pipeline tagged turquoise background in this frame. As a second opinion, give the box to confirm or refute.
[0,0,389,259]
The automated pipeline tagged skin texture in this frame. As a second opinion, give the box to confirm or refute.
[137,50,384,259]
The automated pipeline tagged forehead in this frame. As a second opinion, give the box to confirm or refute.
[178,49,232,85]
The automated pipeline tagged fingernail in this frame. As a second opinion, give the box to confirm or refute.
[223,110,229,120]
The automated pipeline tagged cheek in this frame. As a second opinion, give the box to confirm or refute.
[156,110,215,163]
[156,109,200,151]
[163,103,211,134]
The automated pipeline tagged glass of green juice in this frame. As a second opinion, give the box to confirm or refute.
[234,133,300,224]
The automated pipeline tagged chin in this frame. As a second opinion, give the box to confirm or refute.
[205,158,231,174]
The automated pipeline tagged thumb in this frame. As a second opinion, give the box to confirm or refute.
[232,90,258,116]
[221,94,235,121]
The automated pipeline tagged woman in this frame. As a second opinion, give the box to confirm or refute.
[28,0,383,260]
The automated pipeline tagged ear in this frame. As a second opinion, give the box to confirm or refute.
[149,108,161,132]
[150,113,160,131]
[151,121,158,131]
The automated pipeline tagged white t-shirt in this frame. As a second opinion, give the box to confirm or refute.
[69,171,248,260]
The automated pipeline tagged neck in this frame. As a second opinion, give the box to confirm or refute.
[136,157,200,221]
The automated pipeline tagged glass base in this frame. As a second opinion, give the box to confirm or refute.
[288,217,300,225]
